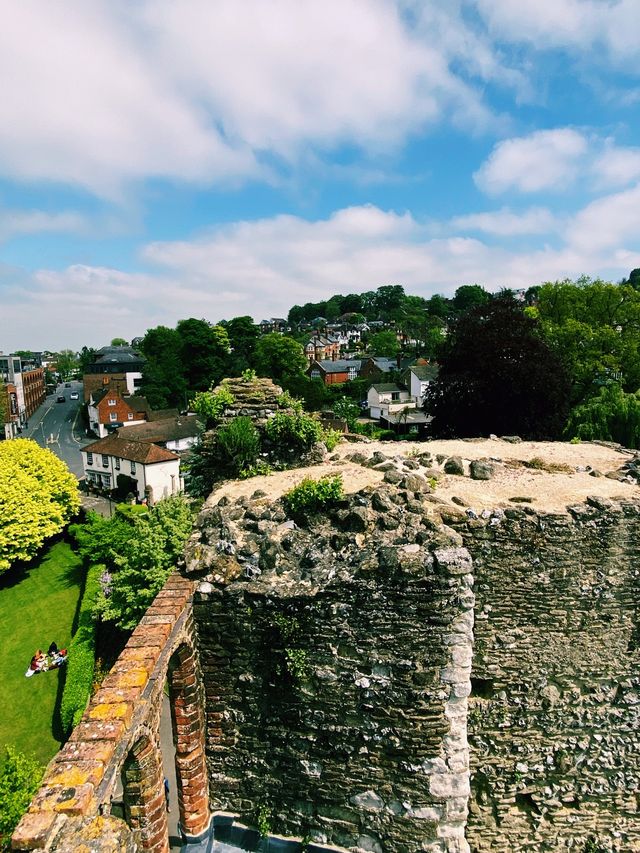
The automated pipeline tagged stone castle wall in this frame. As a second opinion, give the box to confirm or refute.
[446,499,640,852]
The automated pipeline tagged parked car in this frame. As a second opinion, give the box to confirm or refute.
[70,392,79,400]
[64,382,71,387]
[56,395,66,403]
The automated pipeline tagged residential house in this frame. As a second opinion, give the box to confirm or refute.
[87,387,151,437]
[403,363,439,407]
[115,414,201,452]
[303,334,341,364]
[367,383,414,420]
[81,435,182,503]
[308,359,362,385]
[83,345,146,402]
[259,318,289,334]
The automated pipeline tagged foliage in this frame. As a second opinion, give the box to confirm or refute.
[140,325,187,409]
[256,804,272,838]
[60,564,102,733]
[191,385,235,427]
[215,417,260,475]
[176,318,230,393]
[224,316,259,375]
[0,746,43,848]
[453,284,491,313]
[536,277,640,405]
[241,368,256,381]
[426,296,570,440]
[277,389,304,413]
[332,396,360,429]
[110,337,128,346]
[282,475,343,518]
[321,428,342,451]
[0,439,80,574]
[81,495,195,630]
[238,460,273,479]
[281,375,327,411]
[78,346,98,373]
[264,411,324,455]
[368,329,400,356]
[254,333,307,383]
[55,349,78,380]
[564,384,640,448]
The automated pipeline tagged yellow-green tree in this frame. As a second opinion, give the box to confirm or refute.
[0,439,80,574]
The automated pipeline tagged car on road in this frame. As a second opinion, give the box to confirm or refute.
[56,395,66,403]
[64,382,71,387]
[70,392,79,400]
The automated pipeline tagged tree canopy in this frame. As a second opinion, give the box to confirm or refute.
[254,333,307,384]
[426,296,570,439]
[0,440,80,574]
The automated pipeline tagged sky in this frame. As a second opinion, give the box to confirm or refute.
[2,0,640,351]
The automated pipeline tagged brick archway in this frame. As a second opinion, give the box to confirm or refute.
[122,733,169,853]
[168,643,210,838]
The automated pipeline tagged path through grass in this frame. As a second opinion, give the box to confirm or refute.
[0,540,84,767]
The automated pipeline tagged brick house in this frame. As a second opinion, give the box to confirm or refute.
[308,359,362,385]
[87,387,150,437]
[303,334,341,363]
[83,345,146,402]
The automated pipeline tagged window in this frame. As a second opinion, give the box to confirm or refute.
[101,474,111,488]
[130,461,136,474]
[108,398,116,406]
[115,458,120,471]
[87,452,93,465]
[102,454,109,468]
[109,412,117,422]
[391,392,400,401]
[310,370,320,380]
[127,413,134,420]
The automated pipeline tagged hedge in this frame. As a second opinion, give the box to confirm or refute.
[59,564,102,733]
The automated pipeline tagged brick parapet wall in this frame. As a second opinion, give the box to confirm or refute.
[12,574,203,852]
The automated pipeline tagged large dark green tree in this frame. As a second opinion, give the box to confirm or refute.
[224,315,259,374]
[140,326,186,409]
[254,333,307,384]
[426,295,570,439]
[176,318,230,393]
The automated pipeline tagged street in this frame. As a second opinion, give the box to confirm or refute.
[21,380,90,478]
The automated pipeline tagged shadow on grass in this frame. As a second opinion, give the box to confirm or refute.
[51,664,68,744]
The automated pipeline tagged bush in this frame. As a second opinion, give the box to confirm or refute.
[264,411,323,457]
[0,747,43,849]
[282,475,343,519]
[190,385,235,427]
[60,563,102,733]
[321,428,342,451]
[216,416,260,475]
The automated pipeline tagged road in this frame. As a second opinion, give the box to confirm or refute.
[21,380,91,478]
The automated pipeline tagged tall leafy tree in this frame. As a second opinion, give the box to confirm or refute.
[225,315,259,374]
[369,330,400,356]
[176,318,230,393]
[56,349,78,379]
[565,385,640,448]
[140,326,186,409]
[254,333,307,383]
[426,295,570,439]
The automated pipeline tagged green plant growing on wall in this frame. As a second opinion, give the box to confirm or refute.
[270,614,311,682]
[255,803,272,837]
[216,416,260,475]
[241,368,257,381]
[282,474,343,520]
[191,385,235,427]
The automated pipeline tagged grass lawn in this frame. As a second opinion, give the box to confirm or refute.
[0,540,84,769]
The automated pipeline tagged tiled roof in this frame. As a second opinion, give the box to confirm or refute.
[116,415,200,444]
[83,435,179,464]
[408,364,439,381]
[313,359,362,373]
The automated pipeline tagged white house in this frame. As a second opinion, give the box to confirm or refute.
[404,363,439,406]
[367,383,415,420]
[80,434,182,503]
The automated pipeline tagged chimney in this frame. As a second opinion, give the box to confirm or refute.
[396,352,402,369]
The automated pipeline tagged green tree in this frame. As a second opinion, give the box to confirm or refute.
[56,349,78,379]
[426,295,570,439]
[565,385,640,448]
[254,333,307,383]
[453,285,491,313]
[176,318,230,393]
[110,337,128,346]
[92,495,194,630]
[368,330,400,356]
[332,396,360,429]
[0,746,43,848]
[0,440,80,574]
[225,315,260,374]
[78,346,98,373]
[140,326,187,409]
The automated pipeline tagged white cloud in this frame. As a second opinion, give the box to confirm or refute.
[449,206,556,236]
[5,201,640,351]
[591,144,640,189]
[474,128,588,194]
[0,0,503,198]
[474,0,640,64]
[0,209,88,242]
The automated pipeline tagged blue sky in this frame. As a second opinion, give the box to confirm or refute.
[2,0,640,350]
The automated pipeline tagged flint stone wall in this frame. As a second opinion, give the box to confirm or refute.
[444,498,640,853]
[186,483,474,853]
